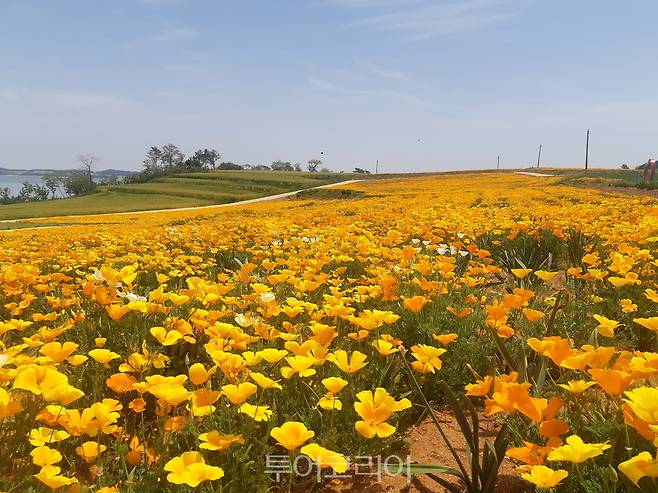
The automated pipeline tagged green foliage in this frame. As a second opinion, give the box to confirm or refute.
[478,229,562,275]
[398,354,510,493]
[0,171,354,221]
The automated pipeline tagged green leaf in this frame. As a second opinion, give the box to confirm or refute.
[427,472,465,493]
[438,381,475,449]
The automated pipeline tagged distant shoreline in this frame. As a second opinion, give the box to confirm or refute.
[0,167,135,177]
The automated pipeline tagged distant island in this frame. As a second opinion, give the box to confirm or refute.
[0,166,135,178]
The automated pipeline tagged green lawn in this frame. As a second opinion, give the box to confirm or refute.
[545,168,644,186]
[0,171,354,221]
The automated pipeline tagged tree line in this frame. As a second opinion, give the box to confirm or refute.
[0,154,99,204]
[125,143,331,183]
[1,144,346,205]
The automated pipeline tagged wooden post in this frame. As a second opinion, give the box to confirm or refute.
[497,155,500,170]
[375,160,379,174]
[585,129,590,170]
[537,145,542,168]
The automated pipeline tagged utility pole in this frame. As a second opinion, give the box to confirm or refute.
[537,145,542,168]
[497,155,500,170]
[375,159,379,174]
[585,129,590,170]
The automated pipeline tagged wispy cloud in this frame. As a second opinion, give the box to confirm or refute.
[364,63,410,81]
[376,88,422,104]
[308,76,345,92]
[307,76,422,105]
[150,27,198,42]
[327,0,517,39]
[1,86,134,111]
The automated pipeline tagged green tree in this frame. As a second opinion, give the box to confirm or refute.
[77,153,98,191]
[271,160,294,171]
[42,175,66,199]
[217,162,243,170]
[307,159,322,172]
[143,146,163,173]
[64,170,95,196]
[160,143,185,169]
[186,149,222,170]
[0,187,11,204]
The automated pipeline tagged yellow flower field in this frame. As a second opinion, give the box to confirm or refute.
[1,172,657,492]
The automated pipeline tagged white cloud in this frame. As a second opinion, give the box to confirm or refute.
[375,88,422,105]
[326,0,517,39]
[307,76,346,92]
[0,86,134,111]
[307,75,423,105]
[364,63,410,81]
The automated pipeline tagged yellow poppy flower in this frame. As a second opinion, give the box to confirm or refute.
[270,421,315,451]
[327,350,368,374]
[557,380,596,394]
[239,403,272,422]
[593,315,620,337]
[249,371,282,390]
[521,465,568,488]
[198,431,244,451]
[547,435,611,463]
[164,451,224,487]
[354,388,411,438]
[300,443,348,473]
[221,382,258,405]
[634,317,658,332]
[75,441,107,463]
[88,349,121,364]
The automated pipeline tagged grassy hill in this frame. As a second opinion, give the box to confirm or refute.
[0,170,354,221]
[544,168,645,187]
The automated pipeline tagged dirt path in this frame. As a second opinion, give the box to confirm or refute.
[0,180,362,232]
[310,409,528,493]
[514,171,554,177]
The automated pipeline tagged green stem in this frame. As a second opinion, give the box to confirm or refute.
[398,351,475,492]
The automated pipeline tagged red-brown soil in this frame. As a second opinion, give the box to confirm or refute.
[303,409,530,493]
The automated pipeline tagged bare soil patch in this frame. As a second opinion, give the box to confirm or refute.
[304,409,529,493]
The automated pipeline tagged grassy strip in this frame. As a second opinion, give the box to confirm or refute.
[0,171,354,220]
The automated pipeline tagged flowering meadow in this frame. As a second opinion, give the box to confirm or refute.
[1,172,658,492]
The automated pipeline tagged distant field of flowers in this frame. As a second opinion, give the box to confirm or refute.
[1,173,657,492]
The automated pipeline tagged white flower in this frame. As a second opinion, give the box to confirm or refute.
[117,291,147,302]
[235,313,256,328]
[259,292,276,303]
[92,269,120,287]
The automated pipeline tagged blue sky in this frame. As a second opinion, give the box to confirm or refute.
[1,0,657,172]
